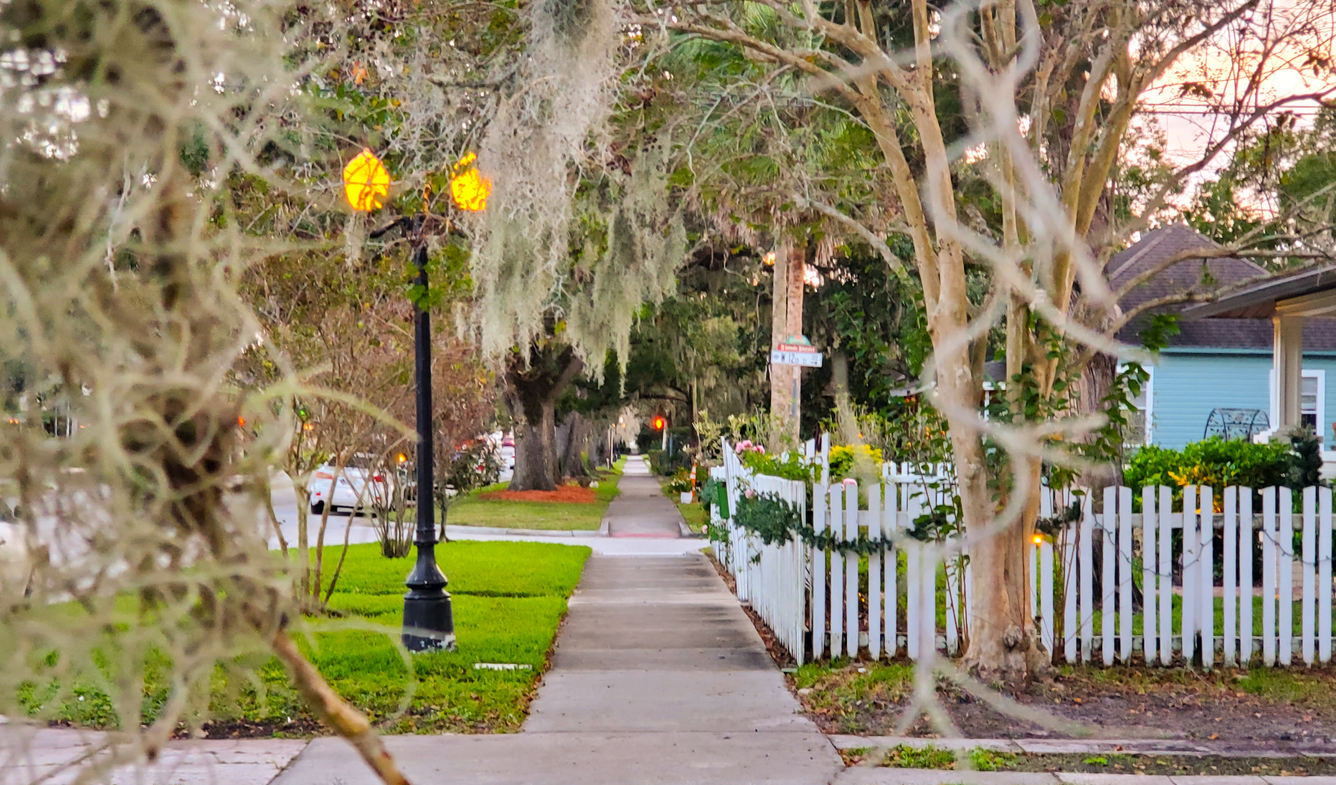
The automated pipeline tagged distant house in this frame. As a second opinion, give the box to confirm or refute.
[1112,224,1336,450]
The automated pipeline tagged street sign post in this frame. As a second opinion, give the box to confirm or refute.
[771,339,823,368]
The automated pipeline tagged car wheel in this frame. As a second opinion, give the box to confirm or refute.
[310,501,325,514]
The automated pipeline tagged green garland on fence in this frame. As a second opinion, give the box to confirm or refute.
[728,492,1084,554]
[731,492,904,556]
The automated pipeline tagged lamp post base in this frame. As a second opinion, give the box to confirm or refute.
[403,589,456,652]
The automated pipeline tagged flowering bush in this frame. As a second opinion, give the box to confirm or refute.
[738,448,817,483]
[828,444,884,481]
[666,467,695,495]
[734,439,766,456]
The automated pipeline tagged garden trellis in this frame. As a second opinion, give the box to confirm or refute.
[711,438,1336,668]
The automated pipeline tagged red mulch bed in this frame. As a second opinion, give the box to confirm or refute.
[479,484,596,503]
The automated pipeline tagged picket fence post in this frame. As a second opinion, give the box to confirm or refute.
[1303,486,1316,666]
[1321,487,1333,664]
[1223,487,1237,666]
[1263,486,1277,666]
[845,480,859,659]
[829,484,844,659]
[1240,487,1254,666]
[1060,489,1077,663]
[812,479,826,661]
[1280,487,1294,667]
[1158,486,1173,666]
[886,481,899,658]
[869,482,882,660]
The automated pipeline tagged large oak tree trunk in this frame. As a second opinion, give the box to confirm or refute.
[512,397,559,491]
[505,343,583,492]
[557,411,596,480]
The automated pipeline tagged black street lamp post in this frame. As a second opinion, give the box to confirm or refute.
[371,215,456,652]
[402,235,456,652]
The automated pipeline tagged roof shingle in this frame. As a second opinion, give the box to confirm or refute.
[1110,224,1336,351]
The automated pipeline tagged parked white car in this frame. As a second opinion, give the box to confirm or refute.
[308,455,394,514]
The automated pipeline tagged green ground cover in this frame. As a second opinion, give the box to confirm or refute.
[16,540,590,735]
[867,745,1336,776]
[445,458,624,531]
[676,498,708,535]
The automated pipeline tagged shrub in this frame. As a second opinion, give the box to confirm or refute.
[828,444,884,481]
[738,448,815,483]
[1287,428,1324,489]
[1125,433,1326,515]
[1125,437,1289,498]
[645,448,690,476]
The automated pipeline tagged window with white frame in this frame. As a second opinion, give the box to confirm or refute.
[1117,363,1152,446]
[1269,368,1325,443]
[1303,375,1321,432]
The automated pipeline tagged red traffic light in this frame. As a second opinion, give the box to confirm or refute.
[652,415,666,431]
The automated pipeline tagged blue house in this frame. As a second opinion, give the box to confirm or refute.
[1112,225,1336,450]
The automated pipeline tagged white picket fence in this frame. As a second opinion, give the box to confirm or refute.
[710,441,1336,667]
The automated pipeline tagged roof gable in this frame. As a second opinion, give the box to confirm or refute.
[1109,225,1336,351]
[1109,224,1267,315]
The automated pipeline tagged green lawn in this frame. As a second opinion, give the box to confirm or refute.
[15,540,590,735]
[677,498,708,535]
[444,458,624,531]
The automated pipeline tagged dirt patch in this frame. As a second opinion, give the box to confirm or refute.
[867,745,1336,776]
[987,753,1336,776]
[159,717,324,740]
[795,661,1336,743]
[479,485,595,503]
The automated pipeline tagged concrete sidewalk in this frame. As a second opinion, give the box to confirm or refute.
[270,550,842,784]
[0,727,304,785]
[604,456,685,538]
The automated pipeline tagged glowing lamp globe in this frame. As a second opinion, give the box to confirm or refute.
[343,149,391,212]
[449,152,491,212]
[653,416,666,431]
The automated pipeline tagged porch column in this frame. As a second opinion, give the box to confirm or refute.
[1274,314,1305,431]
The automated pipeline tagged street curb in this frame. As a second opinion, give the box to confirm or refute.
[444,525,603,538]
[828,736,1336,759]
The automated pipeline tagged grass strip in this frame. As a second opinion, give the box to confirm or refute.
[17,540,590,736]
[445,458,624,531]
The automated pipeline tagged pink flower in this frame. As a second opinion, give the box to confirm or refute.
[756,446,765,454]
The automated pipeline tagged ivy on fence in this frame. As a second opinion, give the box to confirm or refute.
[724,489,1085,555]
[729,491,907,555]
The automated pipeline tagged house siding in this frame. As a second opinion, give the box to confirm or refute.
[1149,351,1336,449]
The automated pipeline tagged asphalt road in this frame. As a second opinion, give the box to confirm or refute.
[267,472,383,549]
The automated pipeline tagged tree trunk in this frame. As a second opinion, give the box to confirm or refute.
[512,397,559,491]
[558,411,595,480]
[961,452,1050,683]
[941,274,1049,684]
[505,343,583,492]
[769,240,805,448]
